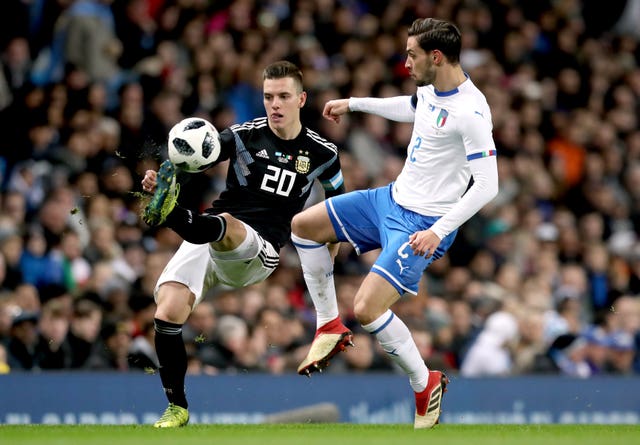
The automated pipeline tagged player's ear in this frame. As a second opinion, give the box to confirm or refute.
[299,91,307,108]
[432,49,444,65]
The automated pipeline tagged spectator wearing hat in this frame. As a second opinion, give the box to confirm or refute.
[581,325,610,375]
[605,330,636,374]
[5,309,39,370]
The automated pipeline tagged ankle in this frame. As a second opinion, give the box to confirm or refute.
[317,316,344,333]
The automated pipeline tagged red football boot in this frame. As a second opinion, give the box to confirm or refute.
[297,317,354,376]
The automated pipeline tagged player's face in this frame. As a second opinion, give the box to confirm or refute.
[263,77,306,134]
[405,36,436,87]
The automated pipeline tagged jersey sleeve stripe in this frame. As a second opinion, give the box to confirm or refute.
[467,150,497,161]
[306,129,338,154]
[321,171,344,190]
[230,117,268,132]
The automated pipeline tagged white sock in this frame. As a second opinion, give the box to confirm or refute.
[291,233,339,329]
[362,310,429,392]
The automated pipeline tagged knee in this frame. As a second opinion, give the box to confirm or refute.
[290,212,308,238]
[154,282,194,324]
[353,299,376,325]
[292,211,328,242]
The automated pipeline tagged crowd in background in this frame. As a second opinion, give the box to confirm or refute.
[1,0,640,378]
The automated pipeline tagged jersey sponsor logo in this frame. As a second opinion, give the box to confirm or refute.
[436,109,448,127]
[295,151,311,173]
[256,149,269,159]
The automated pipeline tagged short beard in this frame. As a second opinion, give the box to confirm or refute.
[415,73,434,87]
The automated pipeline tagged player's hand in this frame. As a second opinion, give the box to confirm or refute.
[323,99,350,124]
[408,229,442,258]
[141,169,158,193]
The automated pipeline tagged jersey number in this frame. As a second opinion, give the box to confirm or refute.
[261,165,296,197]
[409,136,422,162]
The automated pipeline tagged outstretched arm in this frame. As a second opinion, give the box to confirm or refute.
[323,96,416,124]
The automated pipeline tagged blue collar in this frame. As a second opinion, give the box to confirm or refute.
[434,73,470,97]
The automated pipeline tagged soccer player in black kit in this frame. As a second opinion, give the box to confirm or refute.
[140,61,345,428]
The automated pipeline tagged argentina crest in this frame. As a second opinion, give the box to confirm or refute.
[295,151,311,173]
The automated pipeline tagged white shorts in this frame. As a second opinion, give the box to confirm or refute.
[155,221,279,306]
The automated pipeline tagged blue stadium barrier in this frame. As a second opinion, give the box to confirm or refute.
[1,373,638,424]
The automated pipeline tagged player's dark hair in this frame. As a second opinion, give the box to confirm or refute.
[408,18,461,63]
[263,60,304,92]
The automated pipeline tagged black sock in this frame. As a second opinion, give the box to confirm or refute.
[165,207,227,244]
[154,318,188,409]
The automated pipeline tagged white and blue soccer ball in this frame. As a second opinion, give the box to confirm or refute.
[167,117,221,173]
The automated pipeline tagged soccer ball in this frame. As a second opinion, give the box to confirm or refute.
[167,117,221,173]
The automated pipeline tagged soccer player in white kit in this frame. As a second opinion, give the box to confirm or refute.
[291,18,499,429]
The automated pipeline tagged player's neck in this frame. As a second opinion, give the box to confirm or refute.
[269,121,302,140]
[433,65,467,93]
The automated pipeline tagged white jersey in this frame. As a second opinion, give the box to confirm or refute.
[348,76,498,240]
[393,77,495,216]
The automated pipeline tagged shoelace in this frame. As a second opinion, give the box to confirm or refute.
[158,404,182,422]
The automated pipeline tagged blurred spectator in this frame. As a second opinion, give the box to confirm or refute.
[58,229,92,291]
[35,300,71,369]
[19,227,64,290]
[0,234,23,291]
[334,332,393,373]
[512,310,546,374]
[182,299,217,364]
[460,310,520,376]
[128,319,158,370]
[65,295,103,368]
[581,325,610,375]
[532,333,591,378]
[6,309,39,370]
[206,314,257,372]
[0,342,9,374]
[86,319,134,371]
[605,330,636,374]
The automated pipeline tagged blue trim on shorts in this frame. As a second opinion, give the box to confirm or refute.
[325,184,458,295]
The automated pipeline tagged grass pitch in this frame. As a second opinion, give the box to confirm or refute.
[2,424,638,445]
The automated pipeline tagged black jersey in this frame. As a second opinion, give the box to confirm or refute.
[207,117,344,250]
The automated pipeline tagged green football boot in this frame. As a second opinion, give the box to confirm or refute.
[143,160,179,226]
[153,403,189,428]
